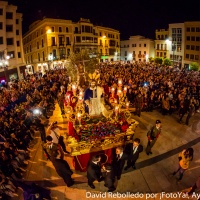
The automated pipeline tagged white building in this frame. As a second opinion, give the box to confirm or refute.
[168,23,185,68]
[0,1,25,82]
[120,35,154,62]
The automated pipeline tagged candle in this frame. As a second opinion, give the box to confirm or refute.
[72,84,76,92]
[79,91,83,96]
[118,78,123,86]
[77,112,81,125]
[115,106,119,116]
[126,102,129,110]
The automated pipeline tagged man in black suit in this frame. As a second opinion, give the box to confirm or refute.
[51,151,74,187]
[102,163,116,192]
[124,138,143,171]
[112,146,128,180]
[87,155,103,189]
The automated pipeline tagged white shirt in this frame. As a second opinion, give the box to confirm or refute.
[133,146,138,154]
[50,127,60,144]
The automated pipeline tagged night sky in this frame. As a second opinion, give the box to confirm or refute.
[7,0,200,40]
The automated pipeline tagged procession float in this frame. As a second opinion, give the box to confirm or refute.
[64,65,139,171]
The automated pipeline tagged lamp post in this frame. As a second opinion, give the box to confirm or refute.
[0,56,10,82]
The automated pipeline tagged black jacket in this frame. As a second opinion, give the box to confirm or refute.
[87,161,102,182]
[112,152,128,178]
[125,143,143,161]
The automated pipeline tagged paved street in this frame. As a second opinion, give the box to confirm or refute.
[15,104,200,200]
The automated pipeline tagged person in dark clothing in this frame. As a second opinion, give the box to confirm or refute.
[51,151,74,187]
[135,92,143,117]
[185,102,195,125]
[112,146,128,180]
[87,155,103,189]
[124,138,143,170]
[146,120,162,155]
[102,164,116,192]
[179,104,187,123]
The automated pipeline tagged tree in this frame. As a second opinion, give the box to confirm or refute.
[163,58,171,66]
[190,62,199,71]
[154,57,163,65]
[68,49,100,81]
[148,57,154,63]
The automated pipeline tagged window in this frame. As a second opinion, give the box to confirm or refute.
[30,45,31,52]
[0,37,3,44]
[18,52,21,58]
[186,45,190,50]
[186,36,190,41]
[196,37,200,41]
[139,51,141,54]
[66,37,70,45]
[76,36,81,43]
[0,9,3,15]
[16,19,19,24]
[191,27,195,32]
[186,54,189,59]
[6,25,13,32]
[42,39,44,47]
[191,45,195,50]
[51,37,56,46]
[139,44,141,47]
[186,27,190,32]
[125,51,127,56]
[59,27,62,32]
[51,27,55,32]
[36,32,38,37]
[0,22,2,30]
[7,38,13,45]
[41,28,43,34]
[191,36,195,41]
[196,27,200,32]
[144,44,146,47]
[37,42,39,49]
[99,32,102,36]
[144,51,146,55]
[67,48,70,56]
[66,27,69,32]
[42,51,45,61]
[16,30,19,35]
[17,41,20,46]
[190,54,194,59]
[196,46,200,51]
[6,12,13,19]
[132,44,134,47]
[195,55,199,60]
[38,53,40,61]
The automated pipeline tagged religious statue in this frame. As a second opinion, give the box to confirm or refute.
[82,70,111,118]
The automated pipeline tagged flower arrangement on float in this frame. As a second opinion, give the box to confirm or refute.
[74,110,130,142]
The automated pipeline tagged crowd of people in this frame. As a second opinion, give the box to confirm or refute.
[0,61,200,198]
[0,69,68,198]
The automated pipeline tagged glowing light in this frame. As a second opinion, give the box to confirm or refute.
[47,29,51,34]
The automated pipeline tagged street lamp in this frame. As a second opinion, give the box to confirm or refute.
[0,56,10,82]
